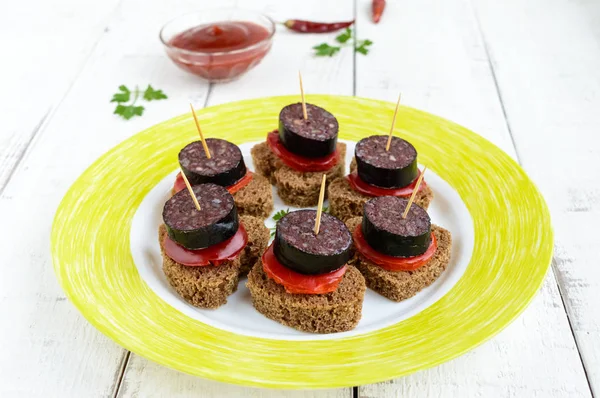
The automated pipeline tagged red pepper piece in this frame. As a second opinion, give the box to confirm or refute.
[163,224,248,266]
[353,225,437,271]
[346,169,427,198]
[266,131,339,172]
[372,0,386,23]
[225,171,254,194]
[262,243,347,294]
[283,19,354,33]
[172,171,254,195]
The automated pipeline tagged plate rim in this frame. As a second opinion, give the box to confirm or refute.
[51,94,553,389]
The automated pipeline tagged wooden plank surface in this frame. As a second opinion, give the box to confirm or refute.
[0,0,214,396]
[0,2,132,397]
[474,0,600,395]
[0,0,121,190]
[354,0,593,396]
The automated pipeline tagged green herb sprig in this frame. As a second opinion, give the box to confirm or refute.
[313,28,373,57]
[111,85,168,120]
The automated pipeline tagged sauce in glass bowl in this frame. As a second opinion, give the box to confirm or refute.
[160,10,275,83]
[170,21,270,52]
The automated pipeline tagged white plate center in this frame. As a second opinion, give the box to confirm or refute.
[130,140,474,341]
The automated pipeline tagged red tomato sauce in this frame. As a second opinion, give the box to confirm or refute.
[167,21,272,81]
[170,22,269,52]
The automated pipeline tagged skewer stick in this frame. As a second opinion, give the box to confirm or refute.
[402,167,427,219]
[314,174,327,235]
[180,168,201,211]
[189,103,211,159]
[385,93,402,151]
[299,71,308,120]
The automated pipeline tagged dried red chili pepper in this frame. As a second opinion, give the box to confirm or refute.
[372,0,386,23]
[283,19,354,33]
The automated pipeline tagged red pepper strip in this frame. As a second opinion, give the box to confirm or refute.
[163,224,248,266]
[225,171,254,194]
[262,243,347,294]
[173,172,186,194]
[346,169,426,197]
[173,171,254,195]
[372,0,386,23]
[283,19,354,33]
[266,131,339,172]
[353,225,437,271]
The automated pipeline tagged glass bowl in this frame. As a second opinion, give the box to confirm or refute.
[160,9,275,83]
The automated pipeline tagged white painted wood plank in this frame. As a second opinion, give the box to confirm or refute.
[0,1,135,397]
[117,355,350,398]
[354,0,592,396]
[473,0,600,395]
[0,0,121,190]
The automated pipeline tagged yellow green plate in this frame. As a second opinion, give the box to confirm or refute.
[51,95,553,388]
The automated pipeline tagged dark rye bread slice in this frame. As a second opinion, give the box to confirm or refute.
[275,143,346,207]
[346,217,452,302]
[170,173,273,219]
[250,141,280,184]
[328,177,433,222]
[238,215,270,276]
[158,216,269,308]
[251,142,347,207]
[246,262,366,334]
[232,173,274,219]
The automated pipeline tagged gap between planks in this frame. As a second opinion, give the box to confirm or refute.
[552,258,596,397]
[112,351,132,398]
[0,109,51,197]
[469,0,595,396]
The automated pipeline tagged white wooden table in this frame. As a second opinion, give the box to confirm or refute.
[1,0,598,396]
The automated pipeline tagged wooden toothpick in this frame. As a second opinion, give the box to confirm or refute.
[385,93,402,151]
[180,168,201,211]
[314,174,327,235]
[402,167,427,219]
[299,71,308,120]
[189,103,211,159]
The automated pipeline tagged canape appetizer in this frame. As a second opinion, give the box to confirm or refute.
[173,138,274,219]
[328,135,433,221]
[159,183,269,308]
[345,196,451,302]
[250,103,346,207]
[247,210,366,333]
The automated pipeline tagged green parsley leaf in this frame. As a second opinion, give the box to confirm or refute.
[143,85,168,101]
[111,84,168,120]
[272,208,290,222]
[111,85,130,103]
[313,43,341,57]
[356,39,373,55]
[335,28,353,44]
[270,228,276,238]
[322,205,329,214]
[114,104,144,120]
